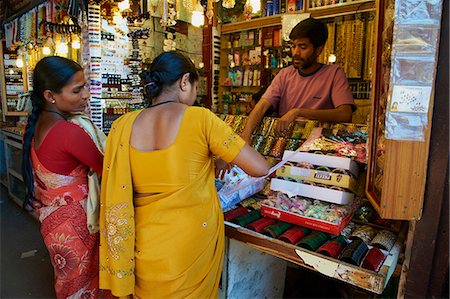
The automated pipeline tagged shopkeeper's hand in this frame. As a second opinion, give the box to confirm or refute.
[275,109,299,134]
[215,157,232,180]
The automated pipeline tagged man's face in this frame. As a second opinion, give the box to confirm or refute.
[290,37,320,70]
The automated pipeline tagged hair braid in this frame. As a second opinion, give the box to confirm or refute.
[22,93,44,210]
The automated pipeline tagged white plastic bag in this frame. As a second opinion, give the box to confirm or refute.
[217,167,266,210]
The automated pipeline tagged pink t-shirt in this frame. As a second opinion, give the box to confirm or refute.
[262,65,355,117]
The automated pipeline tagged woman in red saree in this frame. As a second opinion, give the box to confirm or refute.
[22,56,106,298]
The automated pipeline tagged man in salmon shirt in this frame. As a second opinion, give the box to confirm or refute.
[241,17,356,143]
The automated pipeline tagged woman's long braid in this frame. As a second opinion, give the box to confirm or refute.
[22,93,44,210]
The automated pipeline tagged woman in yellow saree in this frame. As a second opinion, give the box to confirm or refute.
[99,51,270,298]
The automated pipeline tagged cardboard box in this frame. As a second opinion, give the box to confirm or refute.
[270,178,354,205]
[282,151,359,177]
[261,204,353,235]
[276,165,358,192]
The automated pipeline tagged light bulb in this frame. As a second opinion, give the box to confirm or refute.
[43,46,51,55]
[198,62,204,68]
[192,3,204,27]
[118,0,130,11]
[249,0,260,13]
[72,39,81,49]
[328,54,337,63]
[57,37,69,55]
[16,58,24,68]
[9,69,14,75]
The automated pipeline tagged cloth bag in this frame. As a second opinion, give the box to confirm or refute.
[69,113,106,233]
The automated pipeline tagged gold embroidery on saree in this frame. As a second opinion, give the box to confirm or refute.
[102,202,132,260]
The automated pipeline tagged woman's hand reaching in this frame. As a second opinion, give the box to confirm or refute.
[214,157,232,180]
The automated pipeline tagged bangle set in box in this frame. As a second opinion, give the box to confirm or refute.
[216,113,398,274]
[224,202,398,273]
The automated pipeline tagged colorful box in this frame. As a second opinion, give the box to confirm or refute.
[282,151,359,177]
[261,204,353,235]
[276,165,358,192]
[270,178,354,205]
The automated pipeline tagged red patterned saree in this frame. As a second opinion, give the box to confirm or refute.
[31,145,100,299]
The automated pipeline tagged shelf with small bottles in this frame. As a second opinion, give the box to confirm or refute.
[218,6,376,116]
[218,25,287,114]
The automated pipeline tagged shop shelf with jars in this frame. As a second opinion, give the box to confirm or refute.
[218,25,286,114]
[218,0,376,116]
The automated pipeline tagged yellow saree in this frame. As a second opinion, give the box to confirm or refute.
[99,107,245,298]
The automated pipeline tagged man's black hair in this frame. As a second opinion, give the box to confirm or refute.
[289,17,328,48]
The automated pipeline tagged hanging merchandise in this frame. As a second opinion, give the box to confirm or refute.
[385,0,443,141]
[84,3,103,130]
[67,0,88,21]
[206,0,214,24]
[222,0,236,9]
[160,0,177,28]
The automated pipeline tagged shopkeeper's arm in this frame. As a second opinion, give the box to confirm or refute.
[240,99,273,143]
[275,104,353,133]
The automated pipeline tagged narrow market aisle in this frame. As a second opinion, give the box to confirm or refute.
[1,185,55,299]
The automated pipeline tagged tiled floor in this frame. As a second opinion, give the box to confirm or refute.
[1,185,55,299]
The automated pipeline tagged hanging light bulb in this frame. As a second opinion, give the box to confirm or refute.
[43,46,51,55]
[71,35,81,49]
[192,2,204,27]
[118,0,130,11]
[328,54,337,64]
[16,48,24,68]
[249,0,260,13]
[43,37,53,55]
[57,36,69,55]
[16,57,24,68]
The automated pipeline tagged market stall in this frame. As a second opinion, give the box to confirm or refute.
[0,0,446,298]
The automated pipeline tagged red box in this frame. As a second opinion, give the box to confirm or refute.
[261,205,353,235]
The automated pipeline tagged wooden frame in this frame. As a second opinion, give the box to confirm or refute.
[365,0,440,220]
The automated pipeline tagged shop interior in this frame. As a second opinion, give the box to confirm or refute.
[0,0,447,298]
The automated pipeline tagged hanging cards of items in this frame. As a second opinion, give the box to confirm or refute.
[86,3,103,129]
[385,0,443,141]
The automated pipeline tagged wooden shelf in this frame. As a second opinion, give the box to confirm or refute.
[221,86,263,92]
[225,220,405,295]
[221,15,282,34]
[2,130,23,143]
[4,111,28,117]
[220,0,375,34]
[8,169,23,182]
[308,0,375,18]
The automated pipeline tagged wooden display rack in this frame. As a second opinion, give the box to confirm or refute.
[365,0,438,220]
[225,221,406,294]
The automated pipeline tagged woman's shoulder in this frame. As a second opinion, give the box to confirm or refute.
[186,106,218,118]
[111,110,143,130]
